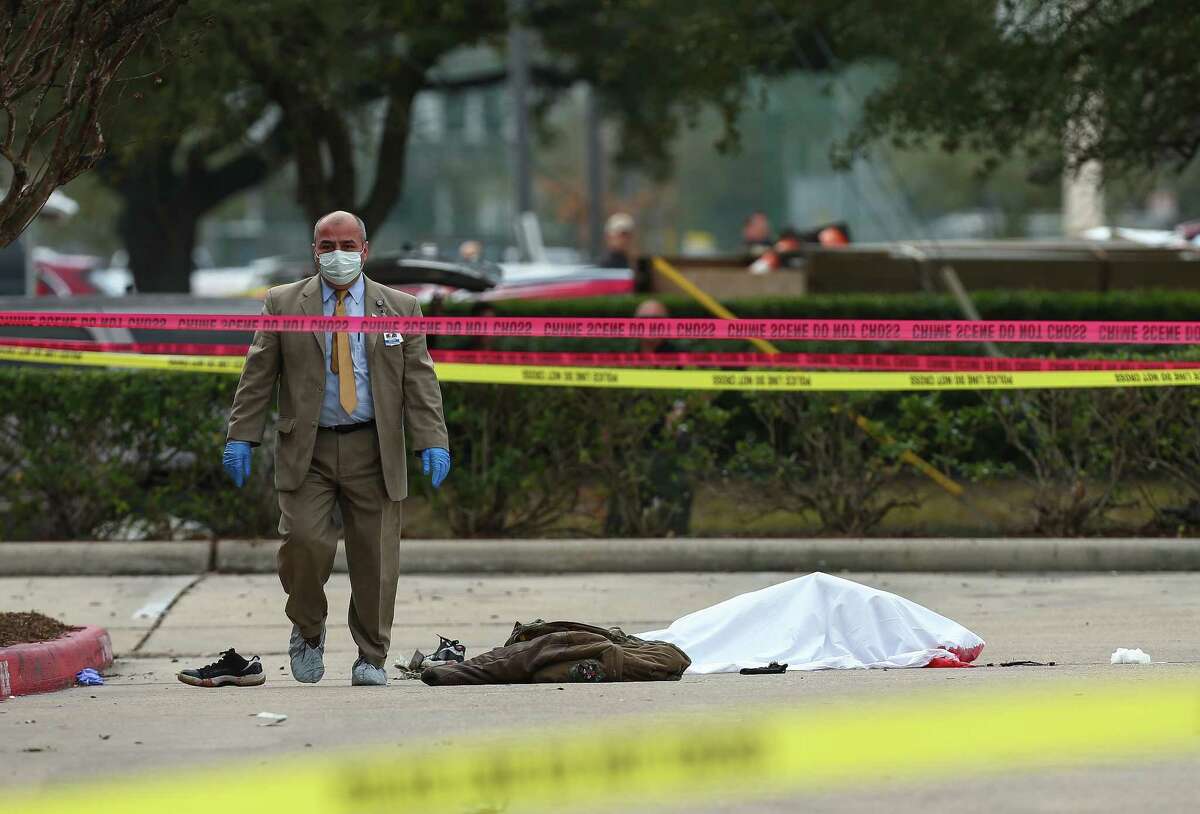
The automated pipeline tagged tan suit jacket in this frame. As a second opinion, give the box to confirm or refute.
[227,273,448,501]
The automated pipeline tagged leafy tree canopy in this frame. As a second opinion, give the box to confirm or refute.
[93,0,1200,290]
[98,0,823,288]
[830,0,1200,179]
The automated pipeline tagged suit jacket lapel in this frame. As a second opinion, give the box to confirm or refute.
[363,275,383,360]
[299,274,325,358]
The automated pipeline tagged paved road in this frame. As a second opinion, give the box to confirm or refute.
[3,571,1198,812]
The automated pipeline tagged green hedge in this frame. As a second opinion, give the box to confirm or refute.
[0,369,277,540]
[4,367,1200,540]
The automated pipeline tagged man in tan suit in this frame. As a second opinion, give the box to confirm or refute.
[223,210,450,686]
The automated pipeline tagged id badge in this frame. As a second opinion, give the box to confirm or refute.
[383,332,403,347]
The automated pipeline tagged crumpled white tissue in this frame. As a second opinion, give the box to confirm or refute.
[1110,647,1151,665]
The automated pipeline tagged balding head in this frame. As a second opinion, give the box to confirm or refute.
[634,298,669,319]
[313,210,367,245]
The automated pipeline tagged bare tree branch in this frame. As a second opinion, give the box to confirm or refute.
[0,0,186,246]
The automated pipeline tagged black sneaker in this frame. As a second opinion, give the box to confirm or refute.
[177,648,265,688]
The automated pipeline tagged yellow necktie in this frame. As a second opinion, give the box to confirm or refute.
[330,290,357,415]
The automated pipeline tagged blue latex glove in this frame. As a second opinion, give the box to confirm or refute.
[75,668,104,686]
[222,441,252,488]
[421,447,451,489]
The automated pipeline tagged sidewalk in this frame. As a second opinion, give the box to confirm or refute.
[4,536,1200,576]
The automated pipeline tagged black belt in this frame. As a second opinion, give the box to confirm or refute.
[319,419,376,434]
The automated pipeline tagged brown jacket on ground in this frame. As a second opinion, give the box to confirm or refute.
[422,620,691,685]
[226,274,448,500]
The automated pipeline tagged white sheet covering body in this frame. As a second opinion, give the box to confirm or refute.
[639,572,984,674]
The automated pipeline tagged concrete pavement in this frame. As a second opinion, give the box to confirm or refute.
[3,571,1199,812]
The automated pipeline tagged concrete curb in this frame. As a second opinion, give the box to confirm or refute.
[0,542,211,576]
[0,625,114,697]
[3,537,1200,575]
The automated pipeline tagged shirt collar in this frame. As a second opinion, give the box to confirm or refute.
[320,274,364,305]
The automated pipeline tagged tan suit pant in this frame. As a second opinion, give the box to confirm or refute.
[277,426,402,667]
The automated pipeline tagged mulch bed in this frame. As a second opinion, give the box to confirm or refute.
[0,611,77,648]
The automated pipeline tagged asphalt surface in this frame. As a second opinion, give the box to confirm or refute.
[3,571,1199,813]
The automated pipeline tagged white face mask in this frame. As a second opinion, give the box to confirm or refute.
[317,250,362,286]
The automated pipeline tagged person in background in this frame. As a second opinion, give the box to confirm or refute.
[633,298,679,356]
[749,222,850,274]
[458,240,483,263]
[603,298,694,537]
[600,212,636,269]
[816,223,850,247]
[741,211,773,255]
[749,227,803,275]
[465,301,499,352]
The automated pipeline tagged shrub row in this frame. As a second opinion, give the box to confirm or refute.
[3,367,1200,540]
[0,369,277,541]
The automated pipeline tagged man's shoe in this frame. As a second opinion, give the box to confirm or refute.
[429,634,466,664]
[177,648,265,688]
[288,623,325,684]
[396,634,467,672]
[351,657,388,686]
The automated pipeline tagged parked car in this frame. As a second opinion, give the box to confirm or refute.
[31,248,105,296]
[362,253,634,303]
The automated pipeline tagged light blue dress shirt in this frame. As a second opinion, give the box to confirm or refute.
[319,276,375,427]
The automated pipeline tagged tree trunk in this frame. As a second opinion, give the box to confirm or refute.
[99,142,192,293]
[284,81,421,232]
[100,128,282,293]
[117,200,199,293]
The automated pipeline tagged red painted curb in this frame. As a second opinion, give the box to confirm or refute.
[0,625,114,697]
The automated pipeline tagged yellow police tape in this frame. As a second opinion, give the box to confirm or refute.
[4,343,1200,391]
[12,679,1199,814]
